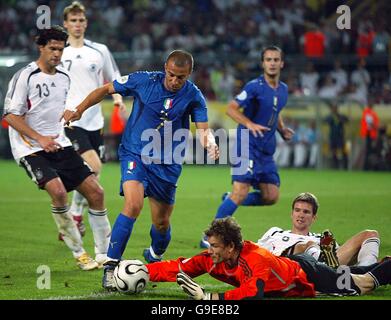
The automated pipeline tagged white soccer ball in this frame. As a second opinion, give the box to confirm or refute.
[113,259,150,294]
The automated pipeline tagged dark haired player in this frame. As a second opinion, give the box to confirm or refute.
[3,26,109,270]
[200,46,294,248]
[62,49,219,290]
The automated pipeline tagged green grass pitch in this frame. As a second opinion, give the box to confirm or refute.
[0,159,390,300]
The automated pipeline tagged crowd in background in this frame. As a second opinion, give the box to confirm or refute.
[1,0,391,103]
[1,0,390,169]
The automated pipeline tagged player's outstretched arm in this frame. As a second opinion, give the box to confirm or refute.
[62,82,116,126]
[177,272,220,300]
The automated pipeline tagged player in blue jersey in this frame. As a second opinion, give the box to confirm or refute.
[200,46,294,248]
[62,50,219,290]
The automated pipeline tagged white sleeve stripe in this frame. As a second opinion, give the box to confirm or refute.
[20,157,38,184]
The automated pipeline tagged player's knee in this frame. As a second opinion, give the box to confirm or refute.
[50,187,68,203]
[362,229,379,240]
[123,202,143,216]
[262,194,279,205]
[92,161,102,175]
[85,184,104,207]
[153,221,170,232]
[293,243,307,254]
[231,190,248,204]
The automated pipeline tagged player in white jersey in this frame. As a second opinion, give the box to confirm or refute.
[257,192,380,268]
[258,227,321,257]
[60,2,124,240]
[3,26,111,270]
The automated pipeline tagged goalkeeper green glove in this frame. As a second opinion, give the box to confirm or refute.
[176,272,211,300]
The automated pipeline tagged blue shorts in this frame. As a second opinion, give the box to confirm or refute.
[231,155,280,189]
[120,154,178,205]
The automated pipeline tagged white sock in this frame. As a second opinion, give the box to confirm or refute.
[70,191,88,217]
[51,205,85,258]
[305,245,321,260]
[357,237,380,266]
[88,208,111,256]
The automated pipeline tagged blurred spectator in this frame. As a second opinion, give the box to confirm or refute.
[131,33,153,67]
[318,74,340,100]
[350,58,371,105]
[285,69,302,96]
[274,132,292,168]
[299,62,319,96]
[330,60,348,94]
[301,24,326,58]
[107,103,128,161]
[102,2,124,29]
[369,125,391,171]
[360,102,380,171]
[324,103,349,169]
[372,25,390,55]
[210,64,236,102]
[274,117,294,168]
[307,119,320,168]
[292,120,309,168]
[356,22,375,58]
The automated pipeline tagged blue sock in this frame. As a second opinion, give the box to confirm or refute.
[241,191,263,206]
[215,197,238,219]
[107,213,136,260]
[150,224,171,255]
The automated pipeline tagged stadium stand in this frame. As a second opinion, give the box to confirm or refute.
[1,0,390,169]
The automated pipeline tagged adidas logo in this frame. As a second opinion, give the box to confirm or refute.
[51,82,56,87]
[76,55,82,59]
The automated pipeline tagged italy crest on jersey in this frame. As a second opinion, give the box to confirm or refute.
[163,98,173,110]
[128,161,136,170]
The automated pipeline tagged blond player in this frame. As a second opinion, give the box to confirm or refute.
[60,2,124,265]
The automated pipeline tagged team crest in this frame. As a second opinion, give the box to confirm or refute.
[89,63,97,72]
[72,141,80,152]
[236,90,247,101]
[163,98,173,110]
[118,75,129,84]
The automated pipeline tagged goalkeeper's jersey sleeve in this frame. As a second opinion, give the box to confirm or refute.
[146,241,315,300]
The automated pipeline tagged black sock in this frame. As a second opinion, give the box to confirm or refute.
[368,260,391,288]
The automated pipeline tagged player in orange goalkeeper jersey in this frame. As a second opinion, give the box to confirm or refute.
[146,217,391,300]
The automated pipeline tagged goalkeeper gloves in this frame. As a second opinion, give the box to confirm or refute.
[176,272,211,300]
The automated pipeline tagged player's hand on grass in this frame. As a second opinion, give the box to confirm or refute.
[61,109,82,126]
[176,272,211,300]
[37,134,62,153]
[246,122,270,137]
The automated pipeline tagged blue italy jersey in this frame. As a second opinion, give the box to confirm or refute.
[235,75,288,155]
[113,71,208,164]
